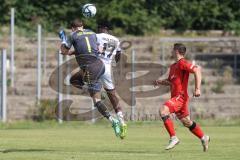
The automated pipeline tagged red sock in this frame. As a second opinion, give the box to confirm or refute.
[164,118,176,137]
[190,124,204,139]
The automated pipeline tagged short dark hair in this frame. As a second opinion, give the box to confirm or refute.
[70,19,83,28]
[97,24,109,33]
[173,43,186,55]
[98,25,109,30]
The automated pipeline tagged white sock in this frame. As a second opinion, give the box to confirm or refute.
[171,136,177,139]
[117,111,125,125]
[108,116,114,123]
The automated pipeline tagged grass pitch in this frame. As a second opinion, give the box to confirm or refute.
[0,121,240,160]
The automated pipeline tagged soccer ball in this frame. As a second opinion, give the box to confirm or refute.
[82,4,97,18]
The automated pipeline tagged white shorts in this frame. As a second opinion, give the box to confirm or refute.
[101,62,115,90]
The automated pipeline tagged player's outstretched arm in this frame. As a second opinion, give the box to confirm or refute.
[153,79,171,87]
[59,29,74,55]
[193,66,202,97]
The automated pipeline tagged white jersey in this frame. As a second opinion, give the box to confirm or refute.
[96,33,121,64]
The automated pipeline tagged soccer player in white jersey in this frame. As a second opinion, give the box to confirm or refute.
[96,25,127,139]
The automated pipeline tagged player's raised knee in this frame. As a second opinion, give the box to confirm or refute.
[161,115,171,122]
[159,105,170,116]
[181,118,193,128]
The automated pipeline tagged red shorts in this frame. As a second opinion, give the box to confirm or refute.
[164,95,189,119]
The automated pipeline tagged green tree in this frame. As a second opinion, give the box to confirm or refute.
[1,0,240,35]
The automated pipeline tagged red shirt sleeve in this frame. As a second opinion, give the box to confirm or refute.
[178,59,196,73]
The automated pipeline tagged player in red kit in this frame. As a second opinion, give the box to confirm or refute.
[154,43,210,151]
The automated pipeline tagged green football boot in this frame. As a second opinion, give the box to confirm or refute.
[120,123,127,139]
[112,118,121,137]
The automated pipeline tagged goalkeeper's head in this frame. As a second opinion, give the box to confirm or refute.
[70,19,84,32]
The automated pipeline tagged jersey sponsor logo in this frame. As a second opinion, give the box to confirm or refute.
[102,37,117,43]
[77,31,95,36]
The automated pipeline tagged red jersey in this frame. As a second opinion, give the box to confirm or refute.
[168,58,196,100]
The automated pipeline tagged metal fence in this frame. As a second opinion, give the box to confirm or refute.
[2,8,240,121]
[0,50,2,119]
[0,49,7,122]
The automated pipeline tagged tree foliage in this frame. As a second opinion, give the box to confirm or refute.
[0,0,240,35]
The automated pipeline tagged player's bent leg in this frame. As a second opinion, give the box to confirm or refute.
[95,100,121,137]
[162,115,179,150]
[95,101,111,119]
[105,88,121,113]
[105,88,124,122]
[180,116,193,128]
[160,105,179,150]
[90,91,110,119]
[180,116,210,152]
[101,64,127,139]
[105,88,127,139]
[101,65,122,115]
[160,105,176,138]
[90,91,121,137]
[70,70,85,89]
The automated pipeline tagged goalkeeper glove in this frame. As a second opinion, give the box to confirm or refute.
[59,30,67,45]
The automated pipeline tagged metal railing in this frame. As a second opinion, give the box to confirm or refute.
[1,49,7,122]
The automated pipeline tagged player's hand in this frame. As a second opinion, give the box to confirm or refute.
[153,80,161,87]
[193,89,201,97]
